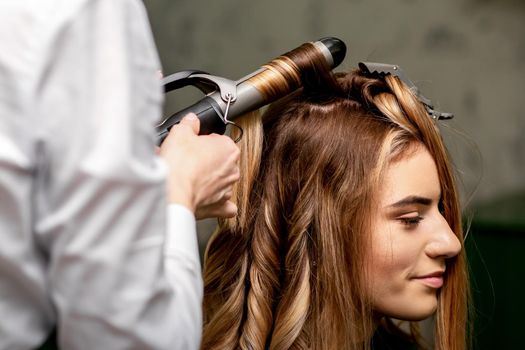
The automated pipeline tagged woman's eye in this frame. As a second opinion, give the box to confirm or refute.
[399,216,424,227]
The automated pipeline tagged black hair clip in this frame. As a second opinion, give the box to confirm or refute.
[358,62,454,120]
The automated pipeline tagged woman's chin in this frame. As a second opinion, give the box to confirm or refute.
[376,296,438,322]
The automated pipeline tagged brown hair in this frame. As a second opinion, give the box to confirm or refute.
[201,51,470,350]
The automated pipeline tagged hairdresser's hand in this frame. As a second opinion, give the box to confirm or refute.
[159,114,240,219]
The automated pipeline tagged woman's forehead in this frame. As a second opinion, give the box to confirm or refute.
[380,146,441,207]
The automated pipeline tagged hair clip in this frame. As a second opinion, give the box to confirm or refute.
[358,62,454,120]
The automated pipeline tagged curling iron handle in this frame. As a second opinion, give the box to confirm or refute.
[157,97,227,144]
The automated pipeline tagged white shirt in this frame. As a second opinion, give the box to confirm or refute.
[0,1,202,349]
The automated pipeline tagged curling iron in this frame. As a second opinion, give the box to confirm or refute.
[156,37,346,144]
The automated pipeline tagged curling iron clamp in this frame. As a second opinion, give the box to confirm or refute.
[156,37,347,144]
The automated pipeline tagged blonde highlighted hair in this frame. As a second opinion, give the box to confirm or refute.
[202,56,470,350]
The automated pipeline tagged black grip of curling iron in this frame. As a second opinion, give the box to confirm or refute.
[156,97,227,144]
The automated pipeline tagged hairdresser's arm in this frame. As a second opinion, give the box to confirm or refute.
[32,1,222,349]
[156,114,239,348]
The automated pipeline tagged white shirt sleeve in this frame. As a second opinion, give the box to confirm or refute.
[0,1,202,349]
[164,204,203,349]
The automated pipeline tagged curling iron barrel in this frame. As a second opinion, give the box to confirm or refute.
[156,37,347,143]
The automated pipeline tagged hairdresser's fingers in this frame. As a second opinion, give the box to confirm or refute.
[195,145,239,207]
[222,189,233,201]
[178,113,200,135]
[195,200,238,220]
[197,185,233,209]
[217,200,238,218]
[160,114,199,148]
[216,170,240,191]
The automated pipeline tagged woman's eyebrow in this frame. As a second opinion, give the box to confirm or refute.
[387,195,433,208]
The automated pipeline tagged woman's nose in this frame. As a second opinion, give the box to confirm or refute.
[425,214,462,259]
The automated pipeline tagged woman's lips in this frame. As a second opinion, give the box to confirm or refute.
[412,271,444,288]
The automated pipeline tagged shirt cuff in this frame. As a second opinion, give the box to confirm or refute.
[164,204,199,266]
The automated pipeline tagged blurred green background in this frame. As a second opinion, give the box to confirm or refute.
[143,0,525,348]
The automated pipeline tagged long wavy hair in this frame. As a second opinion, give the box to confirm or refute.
[201,49,470,350]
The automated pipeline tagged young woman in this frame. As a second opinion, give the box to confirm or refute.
[201,45,470,350]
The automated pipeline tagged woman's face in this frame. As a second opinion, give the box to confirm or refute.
[367,145,461,321]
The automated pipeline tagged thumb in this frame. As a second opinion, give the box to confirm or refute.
[179,113,200,135]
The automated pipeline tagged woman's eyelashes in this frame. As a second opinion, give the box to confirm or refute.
[398,214,424,228]
[395,200,445,228]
